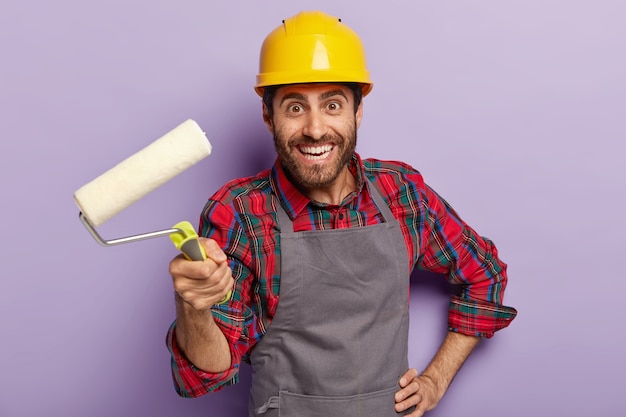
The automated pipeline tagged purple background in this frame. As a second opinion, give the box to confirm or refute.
[1,1,624,416]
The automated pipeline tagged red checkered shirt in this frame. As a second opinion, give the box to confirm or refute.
[166,153,517,397]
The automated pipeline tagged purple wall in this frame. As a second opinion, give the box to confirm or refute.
[1,1,624,416]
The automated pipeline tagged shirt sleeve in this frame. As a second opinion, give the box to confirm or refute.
[165,321,240,397]
[417,184,517,338]
[165,198,258,397]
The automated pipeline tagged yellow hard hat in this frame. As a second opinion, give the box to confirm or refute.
[255,11,373,97]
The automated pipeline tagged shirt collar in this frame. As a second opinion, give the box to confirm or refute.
[270,153,366,219]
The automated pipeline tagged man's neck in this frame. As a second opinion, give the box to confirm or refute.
[303,167,357,206]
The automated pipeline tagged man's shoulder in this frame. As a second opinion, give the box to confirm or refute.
[361,158,423,179]
[211,169,273,206]
[360,157,427,202]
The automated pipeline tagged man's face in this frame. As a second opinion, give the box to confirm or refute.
[264,83,363,191]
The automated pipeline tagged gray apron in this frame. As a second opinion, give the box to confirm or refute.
[249,179,411,417]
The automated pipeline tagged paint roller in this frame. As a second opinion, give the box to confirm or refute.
[73,119,230,302]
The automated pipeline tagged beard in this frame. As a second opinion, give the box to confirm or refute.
[274,122,357,190]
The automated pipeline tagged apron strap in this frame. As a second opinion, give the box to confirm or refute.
[366,177,396,223]
[275,195,294,231]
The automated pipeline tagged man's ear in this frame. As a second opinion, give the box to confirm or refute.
[262,102,274,134]
[355,101,364,129]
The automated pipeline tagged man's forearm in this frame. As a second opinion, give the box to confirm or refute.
[421,331,480,398]
[174,294,232,372]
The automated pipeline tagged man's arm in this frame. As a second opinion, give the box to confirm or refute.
[386,170,516,415]
[174,295,232,372]
[395,332,480,416]
[170,238,234,372]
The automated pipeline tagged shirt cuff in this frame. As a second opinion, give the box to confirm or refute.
[166,321,239,397]
[448,296,518,338]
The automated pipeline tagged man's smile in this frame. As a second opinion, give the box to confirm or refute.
[298,144,334,161]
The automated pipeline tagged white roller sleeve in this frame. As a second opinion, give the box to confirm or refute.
[74,119,211,227]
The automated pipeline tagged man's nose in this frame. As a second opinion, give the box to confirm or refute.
[302,109,328,140]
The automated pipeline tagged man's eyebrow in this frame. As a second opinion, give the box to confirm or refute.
[279,92,306,107]
[320,89,349,101]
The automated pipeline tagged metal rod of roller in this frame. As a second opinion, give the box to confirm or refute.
[79,212,183,247]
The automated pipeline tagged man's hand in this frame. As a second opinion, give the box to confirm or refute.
[170,237,234,310]
[394,368,441,416]
[395,332,480,415]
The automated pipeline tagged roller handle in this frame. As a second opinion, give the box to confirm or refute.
[170,221,231,304]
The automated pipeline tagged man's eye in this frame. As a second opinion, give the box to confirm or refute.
[288,104,302,113]
[327,102,341,111]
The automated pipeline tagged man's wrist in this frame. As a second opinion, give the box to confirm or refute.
[419,371,448,400]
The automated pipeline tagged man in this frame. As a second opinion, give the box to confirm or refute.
[167,10,517,417]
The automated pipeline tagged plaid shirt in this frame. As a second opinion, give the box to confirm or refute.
[166,153,517,397]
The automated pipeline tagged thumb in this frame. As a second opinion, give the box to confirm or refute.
[200,238,227,263]
[399,368,419,388]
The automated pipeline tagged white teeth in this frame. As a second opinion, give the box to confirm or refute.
[300,145,333,160]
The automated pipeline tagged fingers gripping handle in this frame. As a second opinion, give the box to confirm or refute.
[170,221,231,305]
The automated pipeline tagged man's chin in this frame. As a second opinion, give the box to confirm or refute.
[288,166,340,189]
